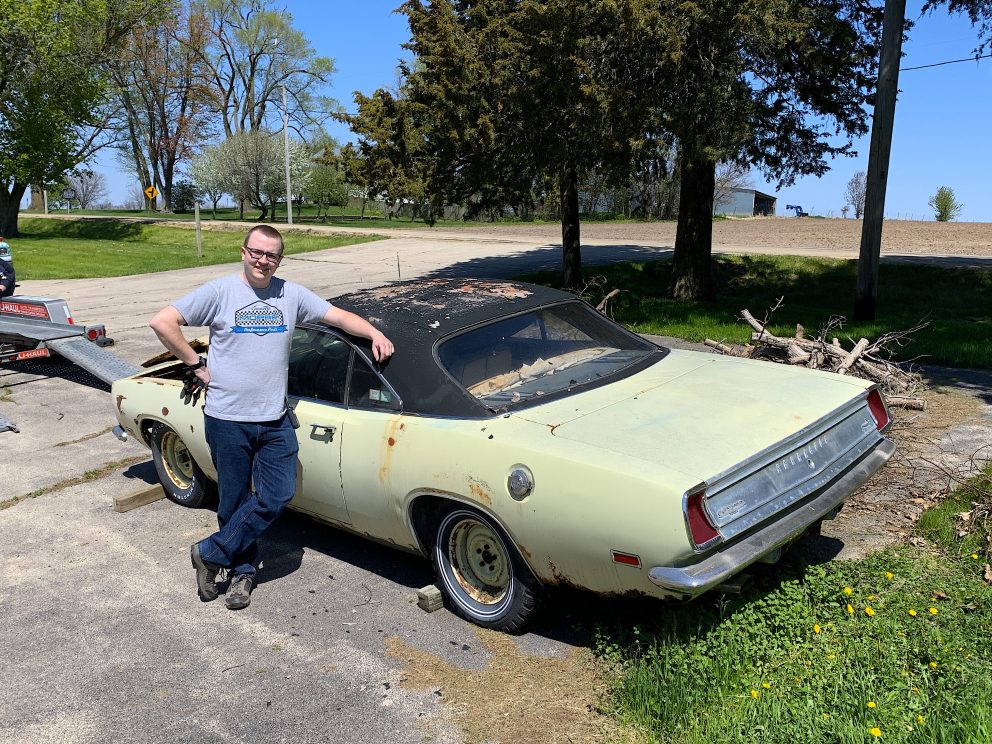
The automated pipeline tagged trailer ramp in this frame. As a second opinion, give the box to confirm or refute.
[45,336,141,386]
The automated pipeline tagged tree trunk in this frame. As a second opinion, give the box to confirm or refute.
[0,184,28,237]
[29,185,45,212]
[559,163,582,290]
[668,153,716,301]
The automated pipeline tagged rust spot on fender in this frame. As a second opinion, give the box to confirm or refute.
[115,395,126,413]
[161,407,169,416]
[468,481,492,506]
[517,543,533,561]
[388,437,396,446]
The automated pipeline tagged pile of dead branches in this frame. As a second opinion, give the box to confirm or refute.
[704,302,928,409]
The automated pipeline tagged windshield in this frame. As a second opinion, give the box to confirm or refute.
[437,301,659,408]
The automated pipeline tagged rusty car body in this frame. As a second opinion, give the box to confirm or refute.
[111,278,894,631]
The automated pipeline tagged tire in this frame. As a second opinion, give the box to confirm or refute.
[432,507,541,632]
[149,422,214,508]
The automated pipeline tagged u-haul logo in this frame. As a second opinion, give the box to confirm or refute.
[1,301,50,319]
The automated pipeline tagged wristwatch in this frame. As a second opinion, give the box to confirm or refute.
[184,356,206,370]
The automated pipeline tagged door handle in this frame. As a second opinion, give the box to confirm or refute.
[310,424,336,441]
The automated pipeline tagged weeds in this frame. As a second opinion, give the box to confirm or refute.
[597,467,992,743]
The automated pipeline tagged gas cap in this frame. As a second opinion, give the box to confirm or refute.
[507,466,534,499]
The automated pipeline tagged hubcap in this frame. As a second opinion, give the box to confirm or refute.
[447,518,510,605]
[161,431,193,489]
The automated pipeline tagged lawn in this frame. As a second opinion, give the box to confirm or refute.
[597,467,992,744]
[524,255,992,370]
[10,218,384,279]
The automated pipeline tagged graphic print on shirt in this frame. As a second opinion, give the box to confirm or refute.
[232,300,287,335]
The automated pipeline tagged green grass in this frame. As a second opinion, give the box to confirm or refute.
[597,467,992,744]
[66,205,679,230]
[12,218,384,279]
[523,255,992,369]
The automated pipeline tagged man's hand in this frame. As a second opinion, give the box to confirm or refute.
[180,366,209,406]
[370,330,394,362]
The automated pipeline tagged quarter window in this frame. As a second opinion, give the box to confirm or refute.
[288,328,350,404]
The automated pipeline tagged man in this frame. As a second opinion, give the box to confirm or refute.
[0,238,15,298]
[149,225,393,609]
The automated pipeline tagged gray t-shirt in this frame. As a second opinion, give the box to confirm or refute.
[173,273,332,421]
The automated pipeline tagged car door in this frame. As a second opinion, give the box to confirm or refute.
[287,327,351,525]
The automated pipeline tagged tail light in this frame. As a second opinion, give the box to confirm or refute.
[87,328,99,341]
[866,389,891,432]
[67,315,74,324]
[685,489,721,551]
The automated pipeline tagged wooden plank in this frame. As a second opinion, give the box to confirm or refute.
[113,483,165,513]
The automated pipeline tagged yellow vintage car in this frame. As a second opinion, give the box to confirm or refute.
[112,278,894,631]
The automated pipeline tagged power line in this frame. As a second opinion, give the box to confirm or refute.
[900,52,992,71]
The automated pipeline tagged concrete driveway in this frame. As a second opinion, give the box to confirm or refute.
[1,229,677,744]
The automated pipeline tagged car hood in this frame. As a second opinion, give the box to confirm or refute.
[512,349,873,481]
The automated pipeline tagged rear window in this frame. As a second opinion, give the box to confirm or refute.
[437,301,657,407]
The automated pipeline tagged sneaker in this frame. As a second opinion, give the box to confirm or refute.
[190,543,222,601]
[225,573,255,610]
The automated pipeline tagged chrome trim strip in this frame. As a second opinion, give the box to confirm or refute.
[705,396,872,493]
[648,438,895,594]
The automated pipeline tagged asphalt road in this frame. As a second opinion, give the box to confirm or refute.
[2,226,990,744]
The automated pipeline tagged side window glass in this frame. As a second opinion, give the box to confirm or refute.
[348,354,400,410]
[288,328,351,404]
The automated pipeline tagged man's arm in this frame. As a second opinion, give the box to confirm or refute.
[149,306,210,384]
[322,306,394,362]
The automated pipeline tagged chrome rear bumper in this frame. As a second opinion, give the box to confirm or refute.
[649,437,895,594]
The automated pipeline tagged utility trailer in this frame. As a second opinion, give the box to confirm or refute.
[0,296,140,385]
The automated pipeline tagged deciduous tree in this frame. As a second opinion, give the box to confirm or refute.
[928,185,963,221]
[65,170,111,209]
[0,0,160,235]
[189,145,227,217]
[109,1,215,211]
[845,170,868,219]
[194,0,337,138]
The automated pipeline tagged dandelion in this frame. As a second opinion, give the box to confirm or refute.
[847,603,854,615]
[868,594,876,601]
[972,554,979,560]
[870,727,882,737]
[843,587,853,595]
[929,661,938,669]
[911,687,920,694]
[917,715,925,724]
[885,571,894,580]
[867,701,877,708]
[751,689,759,699]
[865,607,876,617]
[908,609,918,617]
[823,713,830,720]
[762,682,771,689]
[813,624,821,634]
[929,607,939,615]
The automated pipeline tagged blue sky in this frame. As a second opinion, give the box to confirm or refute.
[89,0,991,222]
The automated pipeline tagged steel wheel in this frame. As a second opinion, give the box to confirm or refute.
[149,422,214,508]
[433,507,540,631]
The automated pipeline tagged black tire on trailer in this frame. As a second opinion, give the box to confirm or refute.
[432,506,541,632]
[149,421,215,508]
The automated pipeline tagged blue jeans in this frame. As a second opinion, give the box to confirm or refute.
[200,413,298,577]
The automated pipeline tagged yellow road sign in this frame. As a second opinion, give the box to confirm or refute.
[144,185,159,200]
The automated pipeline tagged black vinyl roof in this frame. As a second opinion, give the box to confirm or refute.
[330,278,583,418]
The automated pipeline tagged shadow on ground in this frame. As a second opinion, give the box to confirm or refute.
[422,243,673,281]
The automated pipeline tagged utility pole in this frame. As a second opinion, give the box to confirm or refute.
[282,85,293,226]
[854,0,906,321]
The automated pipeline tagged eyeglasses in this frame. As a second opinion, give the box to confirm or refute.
[243,245,283,264]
